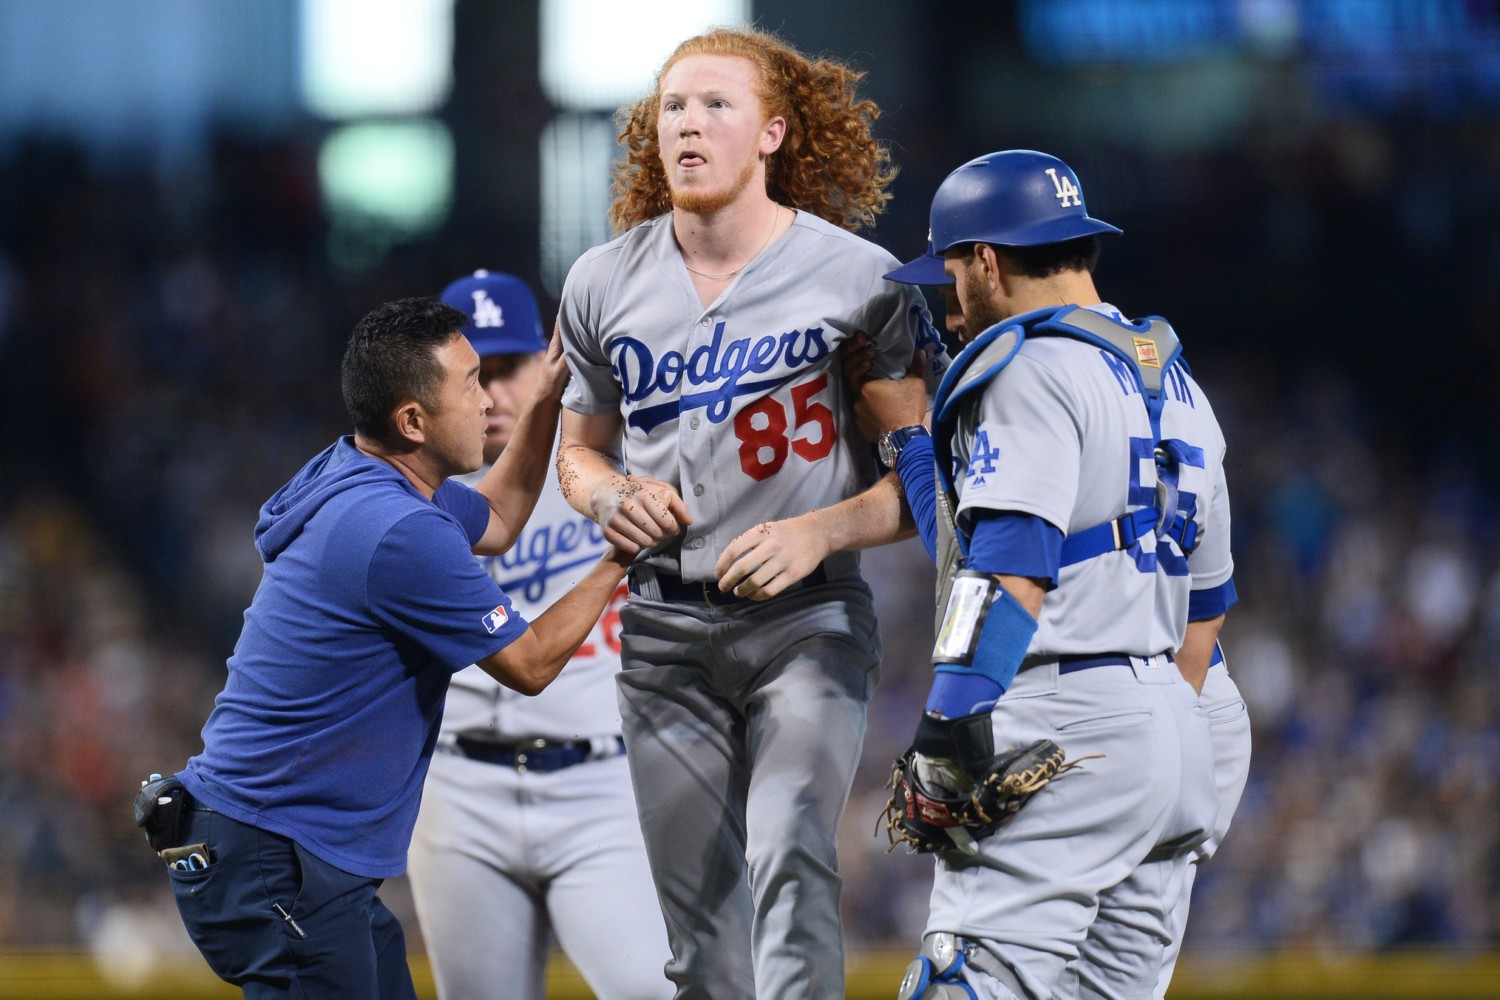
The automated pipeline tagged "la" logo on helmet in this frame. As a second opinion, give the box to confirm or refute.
[1045,168,1082,208]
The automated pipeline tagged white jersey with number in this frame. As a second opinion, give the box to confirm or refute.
[951,303,1232,657]
[558,210,943,581]
[441,445,626,741]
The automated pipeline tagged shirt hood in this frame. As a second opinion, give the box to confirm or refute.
[255,437,411,562]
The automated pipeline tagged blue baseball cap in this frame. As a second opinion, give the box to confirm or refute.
[439,270,547,357]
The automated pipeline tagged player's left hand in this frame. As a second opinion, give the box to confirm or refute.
[885,750,980,855]
[714,516,830,600]
[912,710,995,780]
[884,734,1082,856]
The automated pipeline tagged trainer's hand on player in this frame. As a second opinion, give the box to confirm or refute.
[715,517,829,601]
[590,475,691,555]
[600,541,636,571]
[842,332,930,443]
[534,324,570,401]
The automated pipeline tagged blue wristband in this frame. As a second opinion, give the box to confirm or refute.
[925,672,1002,718]
[894,432,937,560]
[926,573,1039,718]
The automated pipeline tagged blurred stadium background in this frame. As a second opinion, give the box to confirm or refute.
[2,1,1499,997]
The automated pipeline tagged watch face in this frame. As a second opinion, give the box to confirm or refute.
[880,426,923,467]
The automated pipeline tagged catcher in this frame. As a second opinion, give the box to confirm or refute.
[853,148,1227,1000]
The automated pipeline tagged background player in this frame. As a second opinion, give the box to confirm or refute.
[406,271,672,1000]
[553,26,943,1000]
[862,149,1232,999]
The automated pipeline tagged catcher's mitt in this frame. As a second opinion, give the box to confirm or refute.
[882,738,1084,854]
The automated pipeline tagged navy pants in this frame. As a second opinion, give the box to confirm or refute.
[167,803,417,1000]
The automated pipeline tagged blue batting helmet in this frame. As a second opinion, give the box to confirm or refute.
[886,150,1121,284]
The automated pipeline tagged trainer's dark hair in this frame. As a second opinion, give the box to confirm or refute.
[999,235,1102,278]
[341,297,470,445]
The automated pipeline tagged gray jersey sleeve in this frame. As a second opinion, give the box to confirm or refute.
[1188,460,1234,592]
[856,273,924,380]
[953,351,1084,530]
[1165,364,1233,593]
[559,241,626,415]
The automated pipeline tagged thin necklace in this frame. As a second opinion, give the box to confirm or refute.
[682,204,781,281]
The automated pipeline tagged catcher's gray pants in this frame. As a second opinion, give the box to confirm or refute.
[616,577,880,1000]
[925,655,1217,1000]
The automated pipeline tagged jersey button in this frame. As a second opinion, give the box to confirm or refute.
[693,484,704,496]
[687,538,704,550]
[700,317,711,326]
[690,417,701,430]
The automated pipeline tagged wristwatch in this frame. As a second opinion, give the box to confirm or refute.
[878,424,929,470]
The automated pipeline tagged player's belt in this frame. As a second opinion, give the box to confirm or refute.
[451,735,626,773]
[631,564,830,606]
[1037,652,1174,674]
[1057,653,1133,673]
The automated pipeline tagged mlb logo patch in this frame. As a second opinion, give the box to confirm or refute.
[482,605,510,634]
[1132,338,1161,368]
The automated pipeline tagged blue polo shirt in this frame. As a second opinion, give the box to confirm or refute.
[180,437,528,878]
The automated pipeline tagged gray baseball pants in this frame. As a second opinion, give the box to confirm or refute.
[616,578,881,1000]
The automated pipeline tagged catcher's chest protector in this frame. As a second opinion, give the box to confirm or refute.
[928,304,1185,624]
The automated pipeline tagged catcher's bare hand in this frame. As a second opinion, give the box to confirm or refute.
[842,332,929,443]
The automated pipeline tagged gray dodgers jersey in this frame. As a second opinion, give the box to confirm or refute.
[441,448,626,741]
[559,211,941,581]
[950,304,1232,657]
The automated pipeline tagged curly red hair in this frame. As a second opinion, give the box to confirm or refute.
[609,27,896,235]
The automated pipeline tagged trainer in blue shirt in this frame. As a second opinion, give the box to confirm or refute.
[152,297,635,999]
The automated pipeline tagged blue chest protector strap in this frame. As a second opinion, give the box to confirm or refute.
[928,310,1034,622]
[922,314,1038,716]
[1031,307,1203,566]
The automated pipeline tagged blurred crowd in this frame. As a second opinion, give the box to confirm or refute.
[2,112,1499,970]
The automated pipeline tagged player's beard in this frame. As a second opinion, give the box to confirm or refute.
[961,298,1007,343]
[669,153,759,216]
[955,261,1008,343]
